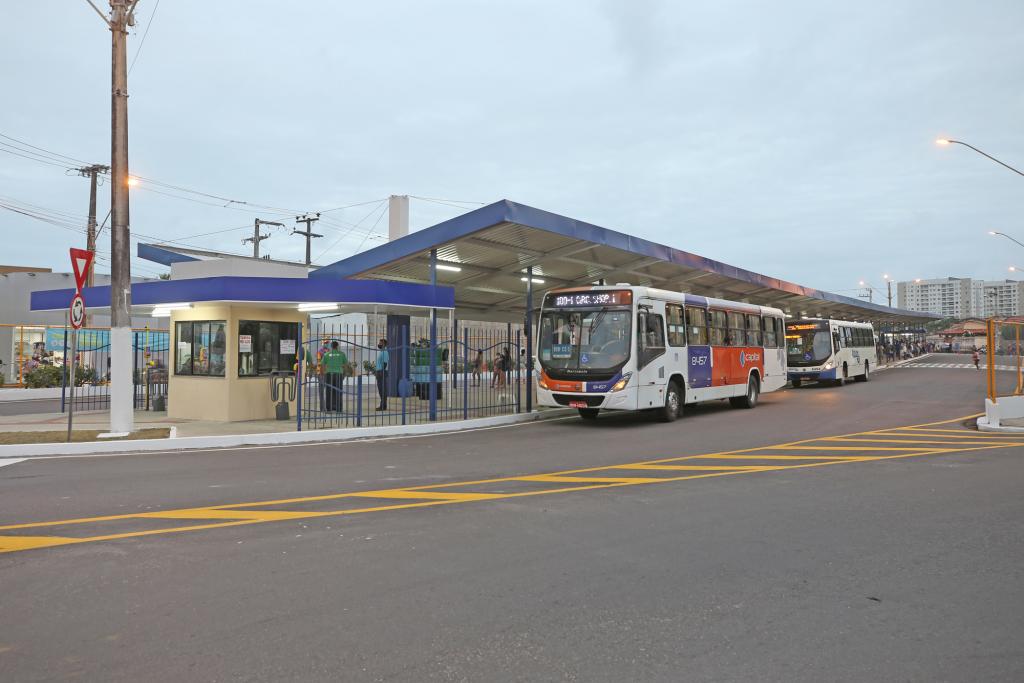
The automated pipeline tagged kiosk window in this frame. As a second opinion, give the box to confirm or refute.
[666,304,686,347]
[238,320,299,377]
[174,320,226,376]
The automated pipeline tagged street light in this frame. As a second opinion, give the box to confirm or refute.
[989,231,1024,250]
[935,138,1024,178]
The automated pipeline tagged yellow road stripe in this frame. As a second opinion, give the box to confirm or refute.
[611,464,775,471]
[348,490,502,501]
[826,437,1024,446]
[516,475,668,484]
[694,454,872,461]
[0,413,1009,555]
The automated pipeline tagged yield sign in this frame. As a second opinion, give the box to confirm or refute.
[69,248,94,293]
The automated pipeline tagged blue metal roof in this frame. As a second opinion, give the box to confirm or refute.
[311,199,936,322]
[30,276,454,311]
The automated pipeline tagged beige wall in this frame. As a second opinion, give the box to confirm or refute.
[168,304,306,422]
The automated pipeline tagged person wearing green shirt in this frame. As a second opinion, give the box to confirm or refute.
[322,341,347,412]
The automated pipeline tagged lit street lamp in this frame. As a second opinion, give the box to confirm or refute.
[989,231,1024,250]
[936,138,1024,178]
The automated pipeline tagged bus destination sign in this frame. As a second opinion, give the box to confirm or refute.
[550,290,632,308]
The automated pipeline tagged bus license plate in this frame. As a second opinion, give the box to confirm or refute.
[568,400,588,408]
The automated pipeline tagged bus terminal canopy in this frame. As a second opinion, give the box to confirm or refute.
[311,200,937,325]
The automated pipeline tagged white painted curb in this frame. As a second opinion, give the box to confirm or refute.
[0,410,572,458]
[977,416,1024,433]
[0,387,64,401]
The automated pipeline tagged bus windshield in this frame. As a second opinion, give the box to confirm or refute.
[538,307,632,372]
[786,325,833,366]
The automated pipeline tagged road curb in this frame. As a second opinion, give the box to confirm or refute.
[976,416,1024,433]
[0,409,574,459]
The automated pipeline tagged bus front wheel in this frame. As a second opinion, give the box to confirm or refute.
[791,378,802,388]
[658,382,682,423]
[835,364,848,386]
[579,408,600,420]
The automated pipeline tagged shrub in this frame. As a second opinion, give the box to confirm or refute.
[24,364,96,388]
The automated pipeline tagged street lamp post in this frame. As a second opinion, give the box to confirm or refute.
[990,231,1024,250]
[936,139,1024,178]
[882,274,894,308]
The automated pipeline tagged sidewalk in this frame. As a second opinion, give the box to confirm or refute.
[0,408,299,438]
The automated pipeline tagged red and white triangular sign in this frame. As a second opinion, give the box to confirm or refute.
[69,248,94,293]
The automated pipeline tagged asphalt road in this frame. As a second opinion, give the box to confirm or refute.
[2,362,1022,682]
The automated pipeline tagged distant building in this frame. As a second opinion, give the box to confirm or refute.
[897,277,1024,318]
[0,265,163,384]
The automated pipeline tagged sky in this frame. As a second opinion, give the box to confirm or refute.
[1,0,1022,295]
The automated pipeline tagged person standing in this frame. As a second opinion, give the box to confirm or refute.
[472,349,483,386]
[322,341,347,411]
[375,337,390,411]
[972,348,981,371]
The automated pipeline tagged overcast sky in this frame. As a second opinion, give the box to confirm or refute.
[2,1,1021,295]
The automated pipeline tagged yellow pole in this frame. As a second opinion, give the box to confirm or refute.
[988,319,997,403]
[1016,324,1022,395]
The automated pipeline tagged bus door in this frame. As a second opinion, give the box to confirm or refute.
[636,302,667,409]
[685,306,712,389]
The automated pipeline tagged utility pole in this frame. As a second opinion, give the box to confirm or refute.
[887,280,893,308]
[293,213,322,266]
[83,0,139,434]
[242,218,284,258]
[76,164,110,287]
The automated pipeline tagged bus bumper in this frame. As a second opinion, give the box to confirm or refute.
[788,368,836,382]
[536,387,637,411]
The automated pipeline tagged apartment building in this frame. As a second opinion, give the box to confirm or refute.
[897,277,1024,318]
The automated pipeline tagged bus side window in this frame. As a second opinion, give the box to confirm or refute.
[775,318,785,348]
[666,304,686,347]
[685,307,708,345]
[762,316,776,348]
[746,314,762,346]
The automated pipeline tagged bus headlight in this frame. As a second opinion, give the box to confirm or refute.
[823,360,834,369]
[537,375,549,390]
[611,373,632,392]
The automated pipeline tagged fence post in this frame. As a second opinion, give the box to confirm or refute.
[429,250,438,421]
[60,327,68,413]
[516,330,522,413]
[357,373,363,427]
[296,323,303,432]
[463,327,469,420]
[401,324,407,426]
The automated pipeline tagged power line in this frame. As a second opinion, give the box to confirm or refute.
[352,202,390,254]
[320,197,390,213]
[127,0,159,74]
[313,199,388,262]
[0,132,92,165]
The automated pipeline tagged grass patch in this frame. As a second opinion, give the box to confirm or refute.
[0,428,171,445]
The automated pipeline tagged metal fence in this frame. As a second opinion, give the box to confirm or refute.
[58,328,170,412]
[298,321,526,430]
[985,319,1024,403]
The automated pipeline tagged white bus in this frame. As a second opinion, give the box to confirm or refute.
[785,318,875,387]
[535,286,788,421]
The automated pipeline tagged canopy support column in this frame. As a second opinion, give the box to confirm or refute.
[525,265,534,412]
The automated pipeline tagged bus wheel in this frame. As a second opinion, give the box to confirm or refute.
[658,382,682,422]
[791,378,802,389]
[732,375,759,409]
[855,361,870,382]
[835,364,848,386]
[578,408,600,420]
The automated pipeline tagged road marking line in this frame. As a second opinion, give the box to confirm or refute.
[695,454,872,461]
[0,413,1008,555]
[763,445,942,452]
[611,464,775,471]
[348,490,502,501]
[516,475,669,484]
[826,437,1024,446]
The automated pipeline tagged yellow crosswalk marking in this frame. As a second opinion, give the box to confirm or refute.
[138,509,320,521]
[516,475,666,484]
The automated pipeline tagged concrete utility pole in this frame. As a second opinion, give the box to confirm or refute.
[293,213,322,266]
[76,164,110,287]
[84,0,139,435]
[243,218,284,258]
